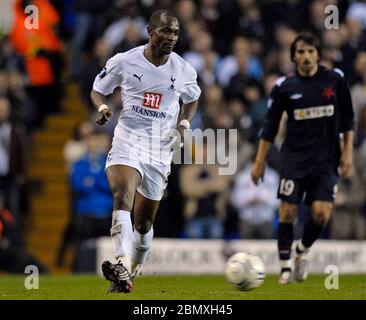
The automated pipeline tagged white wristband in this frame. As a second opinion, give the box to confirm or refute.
[179,119,190,130]
[98,104,109,113]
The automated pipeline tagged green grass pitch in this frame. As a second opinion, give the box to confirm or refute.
[0,274,365,300]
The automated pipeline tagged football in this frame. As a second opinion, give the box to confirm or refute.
[224,252,265,291]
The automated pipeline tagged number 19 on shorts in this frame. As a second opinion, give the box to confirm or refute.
[279,179,295,196]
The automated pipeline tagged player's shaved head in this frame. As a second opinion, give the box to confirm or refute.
[0,97,10,123]
[147,10,180,56]
[149,10,178,28]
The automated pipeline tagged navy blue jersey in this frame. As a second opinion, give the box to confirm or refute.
[260,66,354,178]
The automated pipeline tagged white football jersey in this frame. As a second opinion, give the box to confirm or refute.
[93,45,201,164]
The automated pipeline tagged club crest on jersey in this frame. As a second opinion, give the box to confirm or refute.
[169,75,176,90]
[143,92,162,109]
[322,86,335,99]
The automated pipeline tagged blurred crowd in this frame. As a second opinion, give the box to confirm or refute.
[1,0,366,270]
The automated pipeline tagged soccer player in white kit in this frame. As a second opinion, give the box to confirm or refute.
[90,10,201,293]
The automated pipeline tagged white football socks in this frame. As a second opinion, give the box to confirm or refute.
[297,240,309,255]
[110,210,133,273]
[279,259,292,270]
[131,227,154,272]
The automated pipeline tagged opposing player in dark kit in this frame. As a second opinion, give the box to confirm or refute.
[251,33,354,284]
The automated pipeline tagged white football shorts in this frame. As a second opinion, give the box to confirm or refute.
[105,136,171,201]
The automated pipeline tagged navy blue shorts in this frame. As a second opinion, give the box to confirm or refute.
[277,173,338,205]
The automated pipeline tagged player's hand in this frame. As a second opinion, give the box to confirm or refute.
[170,127,183,151]
[169,128,183,152]
[251,161,265,185]
[177,125,185,148]
[339,152,353,177]
[96,107,112,125]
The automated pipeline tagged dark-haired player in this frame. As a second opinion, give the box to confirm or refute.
[251,33,354,284]
[90,10,200,292]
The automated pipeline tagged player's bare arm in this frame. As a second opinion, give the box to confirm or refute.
[180,100,199,123]
[251,139,272,185]
[178,99,199,138]
[90,89,113,125]
[339,130,354,177]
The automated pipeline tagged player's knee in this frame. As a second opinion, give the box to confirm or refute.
[312,211,330,227]
[279,206,297,223]
[112,187,134,211]
[135,220,153,235]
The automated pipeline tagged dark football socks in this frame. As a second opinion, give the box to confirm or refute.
[278,222,294,272]
[297,218,324,254]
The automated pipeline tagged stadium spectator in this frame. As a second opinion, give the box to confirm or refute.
[0,37,25,73]
[153,163,185,238]
[63,120,94,170]
[308,0,331,35]
[351,51,366,126]
[0,71,7,96]
[331,155,366,240]
[10,0,64,127]
[321,28,347,70]
[173,0,199,54]
[80,39,112,111]
[102,3,147,53]
[182,31,214,75]
[201,84,232,130]
[57,120,97,267]
[346,0,366,29]
[70,0,111,78]
[198,0,221,42]
[217,36,263,87]
[197,50,219,88]
[341,16,366,78]
[357,106,366,145]
[0,192,48,273]
[112,22,146,55]
[57,129,112,270]
[0,97,25,220]
[274,24,297,51]
[231,156,279,239]
[263,24,296,75]
[226,52,258,100]
[236,0,265,40]
[180,141,229,239]
[227,98,253,141]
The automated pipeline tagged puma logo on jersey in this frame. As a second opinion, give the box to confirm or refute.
[290,93,303,100]
[133,74,143,83]
[143,92,162,109]
[99,67,107,79]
